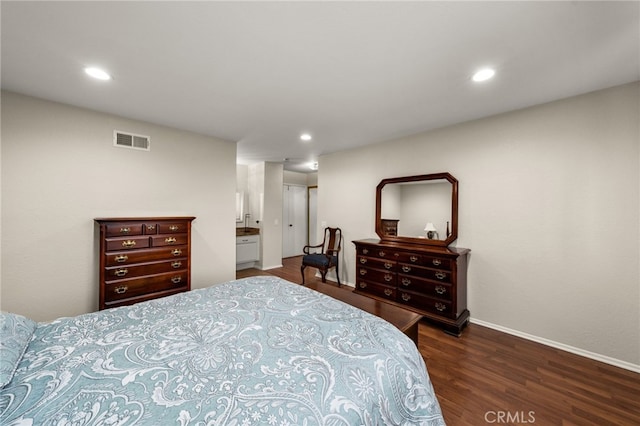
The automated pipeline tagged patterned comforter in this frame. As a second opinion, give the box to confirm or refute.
[1,276,445,425]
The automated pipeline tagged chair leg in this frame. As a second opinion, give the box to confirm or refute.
[336,264,341,287]
[300,264,306,285]
[320,269,327,283]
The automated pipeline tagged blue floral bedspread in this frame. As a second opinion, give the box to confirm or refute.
[0,276,445,425]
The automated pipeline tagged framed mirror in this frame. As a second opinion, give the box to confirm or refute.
[375,172,458,247]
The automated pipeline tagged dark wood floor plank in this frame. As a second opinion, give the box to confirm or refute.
[237,256,640,425]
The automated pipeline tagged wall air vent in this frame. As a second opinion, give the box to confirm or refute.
[114,130,150,151]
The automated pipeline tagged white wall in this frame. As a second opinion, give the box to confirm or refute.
[261,162,284,269]
[306,172,318,187]
[283,170,308,186]
[1,91,237,321]
[242,161,284,270]
[319,82,640,368]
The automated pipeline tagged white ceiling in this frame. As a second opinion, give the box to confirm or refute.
[2,1,639,173]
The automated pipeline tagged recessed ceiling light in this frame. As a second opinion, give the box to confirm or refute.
[84,67,112,81]
[300,133,312,141]
[472,68,495,82]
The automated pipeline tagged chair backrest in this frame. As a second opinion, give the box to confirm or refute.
[322,227,342,256]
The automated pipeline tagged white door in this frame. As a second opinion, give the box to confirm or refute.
[282,184,308,258]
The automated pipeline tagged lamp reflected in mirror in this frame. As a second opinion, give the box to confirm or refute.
[424,222,438,240]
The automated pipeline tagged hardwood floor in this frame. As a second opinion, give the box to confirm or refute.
[237,256,640,425]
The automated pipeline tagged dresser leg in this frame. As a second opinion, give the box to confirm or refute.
[443,327,463,337]
[442,313,470,337]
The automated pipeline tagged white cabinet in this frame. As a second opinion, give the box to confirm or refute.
[236,235,260,269]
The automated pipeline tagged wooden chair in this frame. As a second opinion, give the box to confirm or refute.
[301,227,342,286]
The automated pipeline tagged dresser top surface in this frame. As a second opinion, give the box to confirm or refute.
[353,238,470,255]
[95,216,195,223]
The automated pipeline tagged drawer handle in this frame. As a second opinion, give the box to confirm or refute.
[114,255,128,263]
[384,288,393,296]
[432,259,442,266]
[122,240,136,248]
[359,269,367,276]
[359,282,367,289]
[172,249,182,256]
[119,227,130,234]
[384,273,393,282]
[410,256,418,263]
[171,261,182,269]
[401,293,411,302]
[171,276,182,284]
[401,278,411,286]
[362,248,369,255]
[379,251,386,257]
[114,268,128,277]
[384,262,393,270]
[402,266,412,273]
[435,285,447,295]
[435,302,446,312]
[165,237,177,244]
[114,285,128,294]
[435,272,447,280]
[359,258,367,264]
[169,225,179,231]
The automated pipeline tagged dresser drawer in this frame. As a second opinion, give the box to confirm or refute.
[355,279,396,300]
[398,274,453,300]
[397,263,452,283]
[104,258,187,281]
[398,290,454,318]
[357,256,396,271]
[105,236,150,251]
[104,223,144,237]
[157,222,190,234]
[357,245,400,260]
[151,234,189,247]
[104,271,188,303]
[104,245,188,267]
[357,267,395,285]
[395,252,453,270]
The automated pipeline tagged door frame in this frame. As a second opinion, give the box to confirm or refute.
[307,185,318,246]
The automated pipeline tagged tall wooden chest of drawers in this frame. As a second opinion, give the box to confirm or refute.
[353,239,470,335]
[95,217,195,310]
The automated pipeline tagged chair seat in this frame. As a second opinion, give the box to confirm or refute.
[302,254,337,268]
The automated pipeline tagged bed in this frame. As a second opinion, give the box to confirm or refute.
[0,276,445,425]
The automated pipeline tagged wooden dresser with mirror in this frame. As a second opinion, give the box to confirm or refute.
[353,173,470,336]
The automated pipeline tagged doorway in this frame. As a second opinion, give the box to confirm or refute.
[282,184,308,257]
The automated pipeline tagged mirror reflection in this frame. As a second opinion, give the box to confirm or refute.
[380,180,452,240]
[376,172,458,247]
